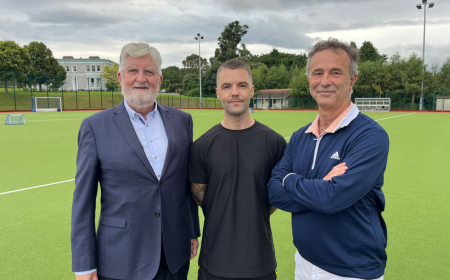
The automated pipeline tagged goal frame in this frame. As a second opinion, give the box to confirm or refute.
[5,114,25,125]
[355,98,391,112]
[31,97,62,112]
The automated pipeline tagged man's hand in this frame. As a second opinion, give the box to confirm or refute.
[190,238,199,259]
[76,271,98,280]
[323,163,348,181]
[191,183,208,207]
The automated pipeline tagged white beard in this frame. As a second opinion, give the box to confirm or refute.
[121,82,158,109]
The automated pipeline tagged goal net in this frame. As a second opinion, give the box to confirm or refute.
[5,115,25,125]
[355,98,391,112]
[32,97,62,112]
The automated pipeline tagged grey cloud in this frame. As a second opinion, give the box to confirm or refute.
[29,8,126,26]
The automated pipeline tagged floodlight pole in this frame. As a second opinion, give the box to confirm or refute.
[195,33,204,108]
[417,0,435,110]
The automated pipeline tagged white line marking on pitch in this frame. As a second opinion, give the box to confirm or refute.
[0,179,75,196]
[27,118,87,122]
[375,113,416,122]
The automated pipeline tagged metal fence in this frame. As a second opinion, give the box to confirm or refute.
[0,72,446,111]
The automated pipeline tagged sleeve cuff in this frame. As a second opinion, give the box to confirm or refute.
[75,269,97,275]
[282,173,297,186]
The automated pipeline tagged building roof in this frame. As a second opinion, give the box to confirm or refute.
[256,89,291,99]
[436,95,450,99]
[57,58,115,63]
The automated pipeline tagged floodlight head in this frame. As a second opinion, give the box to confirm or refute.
[197,33,200,36]
[201,36,204,39]
[416,4,422,9]
[428,2,435,8]
[195,37,198,40]
[422,0,426,3]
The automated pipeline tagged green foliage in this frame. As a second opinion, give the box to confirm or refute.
[252,65,269,92]
[359,41,381,63]
[162,66,182,89]
[0,40,31,93]
[182,54,208,74]
[24,41,66,91]
[252,48,307,69]
[212,21,249,63]
[289,66,309,96]
[354,59,388,96]
[202,61,221,94]
[100,62,120,91]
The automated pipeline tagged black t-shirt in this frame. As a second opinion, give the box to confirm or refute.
[189,121,287,278]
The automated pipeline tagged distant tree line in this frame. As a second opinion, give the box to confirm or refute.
[0,40,66,93]
[162,21,450,107]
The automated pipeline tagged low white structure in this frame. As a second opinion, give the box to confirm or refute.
[57,56,115,91]
[253,89,291,109]
[436,95,450,111]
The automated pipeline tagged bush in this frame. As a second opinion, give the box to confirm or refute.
[185,88,200,96]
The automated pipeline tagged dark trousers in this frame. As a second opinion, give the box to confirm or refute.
[197,266,277,280]
[98,253,190,280]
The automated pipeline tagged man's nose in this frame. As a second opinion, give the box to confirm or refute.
[320,73,332,87]
[231,85,239,96]
[136,71,146,83]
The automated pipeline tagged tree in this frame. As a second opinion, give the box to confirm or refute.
[161,66,182,90]
[251,48,307,69]
[24,41,66,91]
[349,41,358,50]
[354,59,388,97]
[182,54,208,75]
[0,40,31,93]
[359,41,380,63]
[212,21,249,63]
[100,62,120,91]
[252,65,269,92]
[289,66,309,96]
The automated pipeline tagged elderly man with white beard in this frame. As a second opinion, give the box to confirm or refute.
[71,43,200,280]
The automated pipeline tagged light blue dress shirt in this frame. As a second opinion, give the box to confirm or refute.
[75,101,168,276]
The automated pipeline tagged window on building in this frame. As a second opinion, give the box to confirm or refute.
[66,66,70,72]
[97,78,101,89]
[72,65,77,72]
[97,66,101,72]
[91,78,95,88]
[91,65,95,72]
[273,99,277,104]
[86,66,90,72]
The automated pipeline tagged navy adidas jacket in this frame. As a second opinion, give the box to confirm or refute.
[268,106,389,279]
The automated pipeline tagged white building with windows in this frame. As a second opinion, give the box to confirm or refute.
[57,56,115,91]
[253,89,291,109]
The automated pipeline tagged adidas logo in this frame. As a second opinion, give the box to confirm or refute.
[330,152,340,160]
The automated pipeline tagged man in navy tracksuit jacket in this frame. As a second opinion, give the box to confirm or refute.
[268,38,389,280]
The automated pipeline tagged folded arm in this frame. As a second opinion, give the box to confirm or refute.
[283,129,389,214]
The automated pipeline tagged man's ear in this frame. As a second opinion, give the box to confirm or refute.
[349,74,358,90]
[117,72,123,88]
[216,88,220,99]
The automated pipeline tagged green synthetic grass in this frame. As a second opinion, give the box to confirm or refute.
[0,110,449,279]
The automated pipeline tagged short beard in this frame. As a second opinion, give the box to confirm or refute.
[121,82,158,109]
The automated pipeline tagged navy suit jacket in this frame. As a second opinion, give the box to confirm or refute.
[71,102,200,280]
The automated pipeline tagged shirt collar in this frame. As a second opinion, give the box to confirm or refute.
[306,103,359,138]
[124,100,158,121]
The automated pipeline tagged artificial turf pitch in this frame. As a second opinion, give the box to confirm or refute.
[0,109,449,279]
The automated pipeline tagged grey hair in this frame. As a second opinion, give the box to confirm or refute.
[118,43,162,75]
[306,38,359,78]
[216,59,253,86]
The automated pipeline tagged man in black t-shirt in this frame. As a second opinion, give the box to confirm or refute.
[189,60,286,280]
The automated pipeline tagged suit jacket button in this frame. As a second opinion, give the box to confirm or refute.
[155,213,160,217]
[158,182,162,187]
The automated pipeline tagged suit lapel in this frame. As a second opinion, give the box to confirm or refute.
[159,104,175,178]
[113,102,158,179]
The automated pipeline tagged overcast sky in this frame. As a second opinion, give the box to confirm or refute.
[1,0,449,68]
